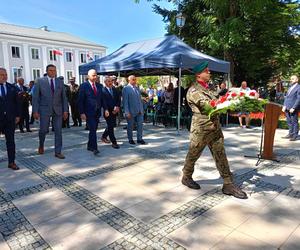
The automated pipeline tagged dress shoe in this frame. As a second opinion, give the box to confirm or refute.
[112,143,120,149]
[8,163,20,170]
[27,129,32,132]
[93,149,100,155]
[222,183,248,199]
[290,137,297,141]
[72,124,78,127]
[245,125,251,129]
[87,147,94,151]
[181,176,201,189]
[282,134,292,139]
[101,137,110,144]
[20,130,25,133]
[38,147,44,154]
[129,140,136,145]
[137,139,146,145]
[55,153,65,159]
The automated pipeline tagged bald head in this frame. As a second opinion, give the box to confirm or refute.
[128,75,137,86]
[241,81,247,89]
[88,69,97,83]
[290,75,298,84]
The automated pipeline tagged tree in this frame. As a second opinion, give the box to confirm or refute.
[135,0,300,86]
[137,76,160,88]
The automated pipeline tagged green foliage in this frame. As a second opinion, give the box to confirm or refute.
[234,97,268,113]
[135,0,300,86]
[137,76,160,88]
[181,75,194,88]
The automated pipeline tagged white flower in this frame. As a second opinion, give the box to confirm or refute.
[216,101,232,109]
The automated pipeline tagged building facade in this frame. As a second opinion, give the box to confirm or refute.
[0,23,106,84]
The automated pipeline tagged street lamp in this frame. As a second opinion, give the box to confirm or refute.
[176,12,186,29]
[175,11,186,133]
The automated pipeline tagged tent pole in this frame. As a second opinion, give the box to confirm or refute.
[177,67,182,134]
[227,73,231,88]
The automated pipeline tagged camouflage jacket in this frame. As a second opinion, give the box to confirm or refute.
[186,83,221,134]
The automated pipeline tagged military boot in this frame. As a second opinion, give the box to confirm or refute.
[222,183,248,199]
[181,176,200,190]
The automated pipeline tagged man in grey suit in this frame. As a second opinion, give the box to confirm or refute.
[282,75,300,141]
[122,75,146,145]
[32,64,68,158]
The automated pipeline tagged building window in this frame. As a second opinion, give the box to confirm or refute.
[12,67,23,83]
[49,50,57,61]
[79,75,87,84]
[31,48,40,60]
[11,46,21,58]
[32,69,41,80]
[66,71,73,81]
[94,54,100,60]
[80,53,86,63]
[65,52,72,62]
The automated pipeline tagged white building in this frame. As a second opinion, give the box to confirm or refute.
[0,23,106,84]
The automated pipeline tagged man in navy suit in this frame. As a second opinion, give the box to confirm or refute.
[0,68,20,170]
[101,76,121,149]
[16,77,31,133]
[78,69,104,155]
[282,75,300,141]
[122,75,146,145]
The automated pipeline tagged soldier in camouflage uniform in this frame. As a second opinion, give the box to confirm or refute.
[182,61,247,199]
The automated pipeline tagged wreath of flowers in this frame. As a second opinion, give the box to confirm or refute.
[203,89,268,119]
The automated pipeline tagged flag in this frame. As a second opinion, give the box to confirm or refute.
[87,52,94,61]
[53,50,63,56]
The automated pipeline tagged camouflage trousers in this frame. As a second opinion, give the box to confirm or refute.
[182,128,233,184]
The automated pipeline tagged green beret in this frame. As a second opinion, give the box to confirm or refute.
[193,61,209,74]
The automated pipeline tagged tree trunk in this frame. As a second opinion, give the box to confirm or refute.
[224,50,235,83]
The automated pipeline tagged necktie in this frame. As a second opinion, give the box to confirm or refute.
[109,88,113,96]
[50,78,55,94]
[0,84,5,97]
[92,83,97,95]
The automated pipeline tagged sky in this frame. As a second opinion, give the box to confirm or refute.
[0,0,175,54]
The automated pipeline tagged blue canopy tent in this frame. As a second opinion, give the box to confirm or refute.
[79,35,230,131]
[79,35,230,76]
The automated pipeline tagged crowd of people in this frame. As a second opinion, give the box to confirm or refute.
[0,65,147,170]
[0,63,299,200]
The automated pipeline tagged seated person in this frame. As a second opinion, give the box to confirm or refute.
[238,81,251,128]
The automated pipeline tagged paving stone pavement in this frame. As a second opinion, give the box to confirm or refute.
[0,122,299,249]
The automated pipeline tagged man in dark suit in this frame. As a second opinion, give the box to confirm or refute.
[62,78,71,129]
[78,69,104,155]
[32,64,69,159]
[69,77,81,127]
[0,68,20,170]
[16,77,31,133]
[282,75,300,141]
[101,76,121,149]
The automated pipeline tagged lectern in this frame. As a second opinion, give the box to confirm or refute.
[244,102,282,166]
[262,102,282,160]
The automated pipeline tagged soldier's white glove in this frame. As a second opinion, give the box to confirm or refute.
[290,108,295,113]
[282,106,286,112]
